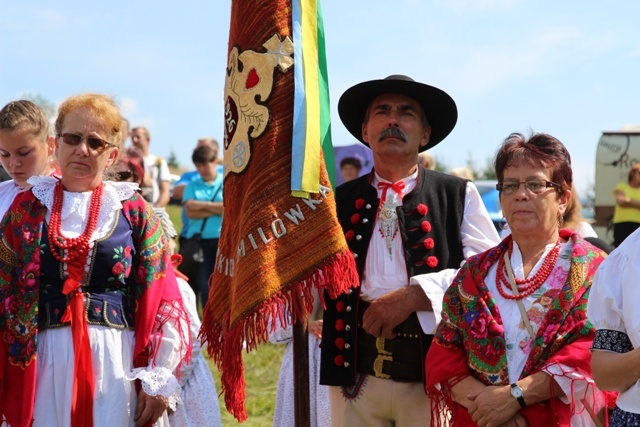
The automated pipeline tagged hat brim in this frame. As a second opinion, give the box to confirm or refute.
[338,78,458,152]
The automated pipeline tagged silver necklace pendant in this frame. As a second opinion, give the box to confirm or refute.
[378,198,398,260]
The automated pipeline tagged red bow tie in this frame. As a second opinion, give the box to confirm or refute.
[377,181,406,205]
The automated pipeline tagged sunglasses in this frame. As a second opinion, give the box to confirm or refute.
[58,133,115,152]
[115,170,134,181]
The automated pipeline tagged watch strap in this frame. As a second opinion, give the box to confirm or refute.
[510,383,526,408]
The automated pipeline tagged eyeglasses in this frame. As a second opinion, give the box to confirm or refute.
[496,179,560,195]
[115,170,133,181]
[57,133,115,152]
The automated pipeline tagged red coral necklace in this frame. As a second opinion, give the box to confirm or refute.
[495,240,560,300]
[48,180,104,264]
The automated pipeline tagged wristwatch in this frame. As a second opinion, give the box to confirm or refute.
[510,383,526,408]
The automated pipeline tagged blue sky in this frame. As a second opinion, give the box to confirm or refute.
[2,0,640,196]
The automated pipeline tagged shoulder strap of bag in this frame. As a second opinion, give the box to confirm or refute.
[198,183,223,234]
[503,252,536,340]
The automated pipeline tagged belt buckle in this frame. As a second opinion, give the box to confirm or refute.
[373,337,393,379]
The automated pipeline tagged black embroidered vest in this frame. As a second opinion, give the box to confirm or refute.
[320,166,467,386]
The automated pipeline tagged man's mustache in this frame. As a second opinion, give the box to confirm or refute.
[378,127,407,142]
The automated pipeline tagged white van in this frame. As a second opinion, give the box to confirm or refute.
[594,130,640,242]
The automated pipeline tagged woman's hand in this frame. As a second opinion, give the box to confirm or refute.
[467,385,521,427]
[309,319,323,339]
[134,390,169,427]
[500,414,528,427]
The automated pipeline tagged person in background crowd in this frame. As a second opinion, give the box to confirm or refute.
[0,100,57,217]
[339,156,362,183]
[449,165,474,181]
[0,93,191,427]
[589,218,640,426]
[0,165,11,181]
[611,163,640,247]
[155,209,222,427]
[173,137,223,268]
[112,153,221,425]
[269,290,330,427]
[563,185,598,239]
[182,145,223,309]
[131,126,171,208]
[111,146,146,185]
[427,132,609,426]
[121,117,131,146]
[418,150,436,170]
[172,137,221,203]
[320,74,499,427]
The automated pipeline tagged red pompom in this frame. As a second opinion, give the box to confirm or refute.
[335,319,345,331]
[417,204,428,215]
[334,338,345,350]
[424,238,435,250]
[345,230,355,241]
[334,355,345,366]
[355,199,365,209]
[421,221,432,233]
[336,301,345,312]
[350,214,360,224]
[427,256,439,268]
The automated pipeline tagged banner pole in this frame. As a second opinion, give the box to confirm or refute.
[293,311,311,427]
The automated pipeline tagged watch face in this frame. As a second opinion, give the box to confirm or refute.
[511,387,523,398]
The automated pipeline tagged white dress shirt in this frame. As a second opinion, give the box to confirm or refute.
[360,171,500,334]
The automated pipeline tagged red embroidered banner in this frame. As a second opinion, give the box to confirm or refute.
[200,0,358,421]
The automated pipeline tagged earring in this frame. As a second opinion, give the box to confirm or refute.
[499,217,508,230]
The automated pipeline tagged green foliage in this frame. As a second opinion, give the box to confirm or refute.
[167,149,180,169]
[166,204,183,239]
[434,157,448,173]
[20,93,56,121]
[434,152,497,179]
[477,157,497,180]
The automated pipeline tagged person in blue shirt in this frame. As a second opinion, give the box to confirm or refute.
[182,144,223,308]
[173,138,223,240]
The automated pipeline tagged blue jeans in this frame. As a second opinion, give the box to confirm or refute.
[197,238,219,309]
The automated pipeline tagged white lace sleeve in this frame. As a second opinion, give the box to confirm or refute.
[124,299,190,410]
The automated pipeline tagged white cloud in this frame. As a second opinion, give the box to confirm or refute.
[35,9,66,31]
[429,25,620,97]
[629,44,640,57]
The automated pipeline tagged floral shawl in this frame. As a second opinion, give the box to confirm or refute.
[0,190,190,427]
[426,230,607,426]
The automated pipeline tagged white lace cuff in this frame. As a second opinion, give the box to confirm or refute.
[125,366,182,411]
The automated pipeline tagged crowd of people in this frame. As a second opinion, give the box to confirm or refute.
[1,73,640,427]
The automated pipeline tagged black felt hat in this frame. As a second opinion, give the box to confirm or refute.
[338,74,458,152]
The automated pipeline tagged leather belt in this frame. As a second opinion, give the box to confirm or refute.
[356,300,424,382]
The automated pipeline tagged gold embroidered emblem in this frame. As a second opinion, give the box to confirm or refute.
[223,34,294,175]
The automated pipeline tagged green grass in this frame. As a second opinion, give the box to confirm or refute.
[209,343,285,426]
[166,204,183,240]
[167,204,285,425]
